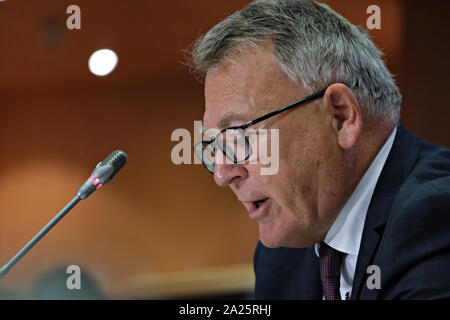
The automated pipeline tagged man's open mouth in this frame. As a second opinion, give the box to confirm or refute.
[253,198,269,209]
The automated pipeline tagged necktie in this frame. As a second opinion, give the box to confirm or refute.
[319,242,343,300]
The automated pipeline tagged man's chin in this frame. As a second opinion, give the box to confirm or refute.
[258,222,313,249]
[259,239,281,248]
[258,222,286,248]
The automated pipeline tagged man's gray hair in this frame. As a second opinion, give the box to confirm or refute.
[189,0,402,123]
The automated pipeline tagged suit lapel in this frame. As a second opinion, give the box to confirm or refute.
[351,125,422,299]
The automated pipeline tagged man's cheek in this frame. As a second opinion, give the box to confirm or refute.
[260,129,279,176]
[248,128,280,176]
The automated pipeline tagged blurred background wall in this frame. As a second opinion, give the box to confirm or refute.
[0,0,448,298]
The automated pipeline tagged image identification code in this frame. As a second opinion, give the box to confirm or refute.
[178,304,271,317]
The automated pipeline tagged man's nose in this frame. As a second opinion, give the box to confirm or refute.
[214,162,248,187]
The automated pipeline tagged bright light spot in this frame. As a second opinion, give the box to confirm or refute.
[88,49,118,76]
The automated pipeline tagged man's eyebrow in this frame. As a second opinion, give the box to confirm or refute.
[217,111,249,128]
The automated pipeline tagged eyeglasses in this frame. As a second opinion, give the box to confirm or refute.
[194,88,326,173]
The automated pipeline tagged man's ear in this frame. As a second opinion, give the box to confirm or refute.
[323,83,362,150]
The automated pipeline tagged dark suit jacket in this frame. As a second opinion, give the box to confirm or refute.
[254,125,450,299]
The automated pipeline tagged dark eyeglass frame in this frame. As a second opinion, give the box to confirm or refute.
[194,88,327,173]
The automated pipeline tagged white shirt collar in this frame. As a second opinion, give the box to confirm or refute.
[315,126,397,257]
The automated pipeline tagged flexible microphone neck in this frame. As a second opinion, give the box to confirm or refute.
[0,150,127,280]
[0,195,81,279]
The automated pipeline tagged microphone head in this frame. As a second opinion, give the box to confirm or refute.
[77,150,128,200]
[99,150,128,173]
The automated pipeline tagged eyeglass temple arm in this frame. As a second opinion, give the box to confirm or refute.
[240,89,327,129]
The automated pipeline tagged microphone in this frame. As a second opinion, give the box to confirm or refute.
[0,150,128,279]
[77,150,128,200]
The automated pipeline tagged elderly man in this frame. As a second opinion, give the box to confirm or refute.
[190,0,450,299]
